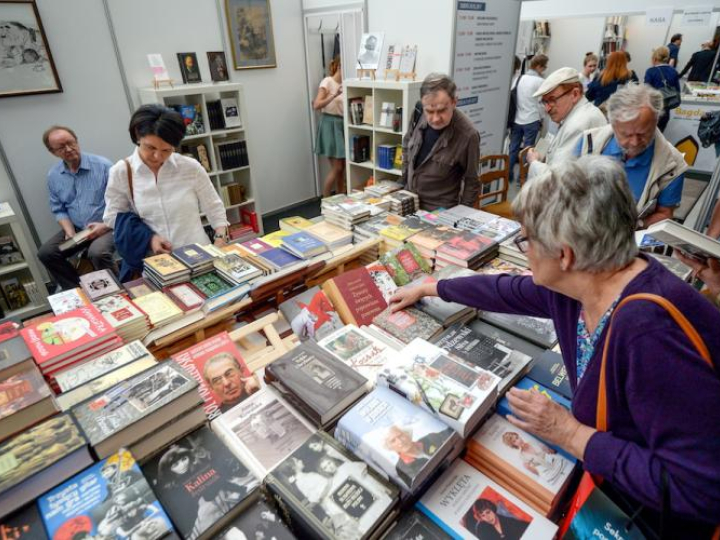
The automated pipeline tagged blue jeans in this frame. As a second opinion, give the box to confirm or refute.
[509,120,541,182]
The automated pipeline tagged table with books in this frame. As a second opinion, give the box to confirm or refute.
[6,187,687,539]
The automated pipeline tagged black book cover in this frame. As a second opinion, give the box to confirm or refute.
[478,311,558,349]
[265,342,368,425]
[142,425,260,540]
[214,499,295,540]
[527,350,572,400]
[384,507,450,540]
[0,503,49,540]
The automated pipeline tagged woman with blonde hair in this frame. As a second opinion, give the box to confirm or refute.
[644,46,681,131]
[313,56,346,197]
[579,52,598,91]
[586,51,639,109]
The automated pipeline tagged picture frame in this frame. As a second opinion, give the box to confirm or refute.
[207,51,229,82]
[0,0,62,98]
[224,0,277,70]
[177,52,202,84]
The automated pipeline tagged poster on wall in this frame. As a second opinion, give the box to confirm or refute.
[452,0,522,156]
[224,0,277,69]
[0,0,62,98]
[681,6,713,27]
[665,102,719,174]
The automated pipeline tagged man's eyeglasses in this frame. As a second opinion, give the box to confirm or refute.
[513,234,530,254]
[540,87,574,108]
[49,141,78,153]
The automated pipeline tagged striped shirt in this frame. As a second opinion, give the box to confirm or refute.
[47,152,112,229]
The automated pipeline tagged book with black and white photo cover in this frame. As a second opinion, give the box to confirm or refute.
[142,426,260,540]
[377,338,499,437]
[0,415,92,519]
[220,98,242,128]
[70,361,202,459]
[384,507,450,540]
[434,324,533,394]
[265,431,400,540]
[334,386,460,493]
[211,387,316,479]
[417,460,557,539]
[38,449,174,540]
[645,219,720,261]
[317,325,392,387]
[478,311,558,349]
[279,286,343,342]
[265,341,368,428]
[214,499,295,540]
[79,269,121,301]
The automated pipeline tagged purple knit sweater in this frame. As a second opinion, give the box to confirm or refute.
[437,256,720,521]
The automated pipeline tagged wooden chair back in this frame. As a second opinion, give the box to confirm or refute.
[228,311,298,373]
[518,147,531,187]
[477,154,510,208]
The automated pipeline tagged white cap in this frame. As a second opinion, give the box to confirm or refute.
[533,67,581,98]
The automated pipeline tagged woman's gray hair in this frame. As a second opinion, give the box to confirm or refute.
[607,83,664,123]
[511,155,638,273]
[420,73,457,99]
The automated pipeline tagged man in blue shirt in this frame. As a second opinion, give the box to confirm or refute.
[667,34,682,68]
[575,83,687,229]
[38,126,115,289]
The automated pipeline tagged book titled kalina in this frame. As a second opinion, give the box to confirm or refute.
[265,341,368,428]
[334,386,460,493]
[321,267,387,327]
[171,331,261,420]
[417,460,557,539]
[377,338,499,437]
[38,449,174,540]
[142,426,260,540]
[317,325,392,387]
[214,499,295,540]
[265,431,400,540]
[279,286,343,342]
[211,387,316,479]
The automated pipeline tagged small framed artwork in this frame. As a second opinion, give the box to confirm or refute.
[177,52,202,84]
[207,51,229,82]
[0,0,62,98]
[224,0,277,70]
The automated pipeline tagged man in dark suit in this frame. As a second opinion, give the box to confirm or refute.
[679,41,718,82]
[384,425,452,486]
[464,498,529,540]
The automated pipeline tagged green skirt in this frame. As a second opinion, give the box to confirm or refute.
[315,113,345,159]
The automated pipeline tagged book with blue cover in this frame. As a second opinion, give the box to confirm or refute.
[259,247,303,270]
[527,350,572,400]
[280,232,328,259]
[172,244,214,270]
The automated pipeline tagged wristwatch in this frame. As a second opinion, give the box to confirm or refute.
[214,229,229,242]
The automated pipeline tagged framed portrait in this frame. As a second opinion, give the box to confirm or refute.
[207,51,229,82]
[224,0,276,70]
[356,32,385,71]
[0,0,62,98]
[177,52,202,84]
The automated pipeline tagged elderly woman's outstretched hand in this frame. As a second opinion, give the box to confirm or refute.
[389,286,424,312]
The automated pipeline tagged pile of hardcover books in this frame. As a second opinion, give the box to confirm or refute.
[407,224,462,268]
[173,243,215,276]
[386,189,419,216]
[78,269,121,301]
[321,195,372,230]
[499,232,529,267]
[279,231,328,259]
[213,253,264,284]
[435,229,498,269]
[92,294,151,342]
[305,220,353,250]
[143,253,191,288]
[133,290,185,329]
[379,215,429,251]
[364,179,403,197]
[353,212,401,245]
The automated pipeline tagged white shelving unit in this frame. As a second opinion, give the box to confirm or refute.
[343,79,422,193]
[138,82,263,235]
[0,202,49,320]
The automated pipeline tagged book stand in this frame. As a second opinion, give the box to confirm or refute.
[152,78,175,90]
[357,68,376,80]
[228,311,298,372]
[384,69,416,82]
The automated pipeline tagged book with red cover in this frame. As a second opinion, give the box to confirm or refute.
[239,237,273,256]
[437,230,496,264]
[20,306,116,369]
[0,365,57,442]
[164,282,206,312]
[171,331,261,420]
[0,321,21,344]
[321,267,387,327]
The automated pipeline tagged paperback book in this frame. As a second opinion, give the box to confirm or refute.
[278,286,343,342]
[281,232,329,259]
[47,288,90,315]
[133,292,184,328]
[164,282,205,313]
[0,336,33,381]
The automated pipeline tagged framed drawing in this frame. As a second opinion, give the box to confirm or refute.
[207,51,229,82]
[0,0,62,98]
[224,0,276,70]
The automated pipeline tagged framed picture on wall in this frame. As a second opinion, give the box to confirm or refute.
[207,51,229,82]
[177,52,202,84]
[0,0,62,98]
[224,0,277,70]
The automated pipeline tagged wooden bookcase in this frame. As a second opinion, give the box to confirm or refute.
[138,82,263,235]
[0,202,49,319]
[343,79,422,193]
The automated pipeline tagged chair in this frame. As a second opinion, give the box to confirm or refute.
[477,154,514,219]
[518,147,531,187]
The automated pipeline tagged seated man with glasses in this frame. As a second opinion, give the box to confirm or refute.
[38,125,115,290]
[526,67,606,180]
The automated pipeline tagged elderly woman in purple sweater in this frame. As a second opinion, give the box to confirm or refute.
[391,155,720,537]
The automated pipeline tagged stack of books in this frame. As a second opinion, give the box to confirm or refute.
[214,499,295,540]
[143,253,191,288]
[305,221,353,250]
[133,291,185,328]
[173,243,215,276]
[406,273,477,327]
[379,218,428,251]
[257,247,304,271]
[78,269,121,301]
[436,230,498,269]
[479,311,559,350]
[372,305,444,344]
[499,233,529,267]
[386,190,419,216]
[190,272,251,313]
[379,242,432,286]
[47,288,90,315]
[353,213,401,244]
[278,215,314,233]
[213,253,263,284]
[436,205,483,227]
[322,267,388,327]
[322,196,372,231]
[163,282,205,313]
[92,294,151,342]
[364,179,403,197]
[261,229,290,247]
[407,225,462,268]
[280,231,328,259]
[476,257,532,276]
[228,222,256,243]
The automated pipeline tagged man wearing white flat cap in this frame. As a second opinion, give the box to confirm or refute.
[526,67,606,179]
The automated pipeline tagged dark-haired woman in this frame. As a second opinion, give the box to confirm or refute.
[104,104,228,253]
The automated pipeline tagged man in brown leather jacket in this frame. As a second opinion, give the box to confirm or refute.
[402,74,480,211]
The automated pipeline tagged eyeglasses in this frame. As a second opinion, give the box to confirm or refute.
[49,141,78,153]
[540,87,574,108]
[513,234,530,254]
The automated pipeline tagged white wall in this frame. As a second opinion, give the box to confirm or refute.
[624,14,671,80]
[544,17,605,73]
[367,0,455,77]
[521,0,720,19]
[668,11,720,72]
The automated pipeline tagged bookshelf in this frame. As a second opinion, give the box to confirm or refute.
[343,79,422,193]
[0,202,49,319]
[599,16,627,69]
[138,82,263,237]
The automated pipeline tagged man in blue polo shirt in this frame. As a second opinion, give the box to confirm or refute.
[38,126,115,290]
[575,83,687,228]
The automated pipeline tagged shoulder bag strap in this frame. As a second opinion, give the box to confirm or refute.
[124,158,134,203]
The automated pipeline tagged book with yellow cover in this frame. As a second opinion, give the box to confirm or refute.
[279,216,314,233]
[133,292,183,327]
[262,230,290,248]
[144,254,187,277]
[305,221,353,246]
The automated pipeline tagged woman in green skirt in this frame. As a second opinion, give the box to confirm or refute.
[313,57,346,197]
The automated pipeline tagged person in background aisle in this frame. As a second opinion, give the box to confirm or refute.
[511,55,521,89]
[526,67,606,179]
[576,83,686,228]
[644,46,681,132]
[586,51,639,110]
[579,52,598,91]
[508,54,548,184]
[667,33,683,68]
[679,40,718,82]
[103,105,229,253]
[402,73,480,211]
[390,156,720,538]
[313,56,346,197]
[38,126,115,291]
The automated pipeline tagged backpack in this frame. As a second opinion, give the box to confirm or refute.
[507,75,523,129]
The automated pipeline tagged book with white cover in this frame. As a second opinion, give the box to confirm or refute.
[317,325,393,387]
[646,219,720,261]
[417,460,557,539]
[48,288,88,315]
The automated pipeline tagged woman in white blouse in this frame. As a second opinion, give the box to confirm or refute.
[103,104,229,254]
